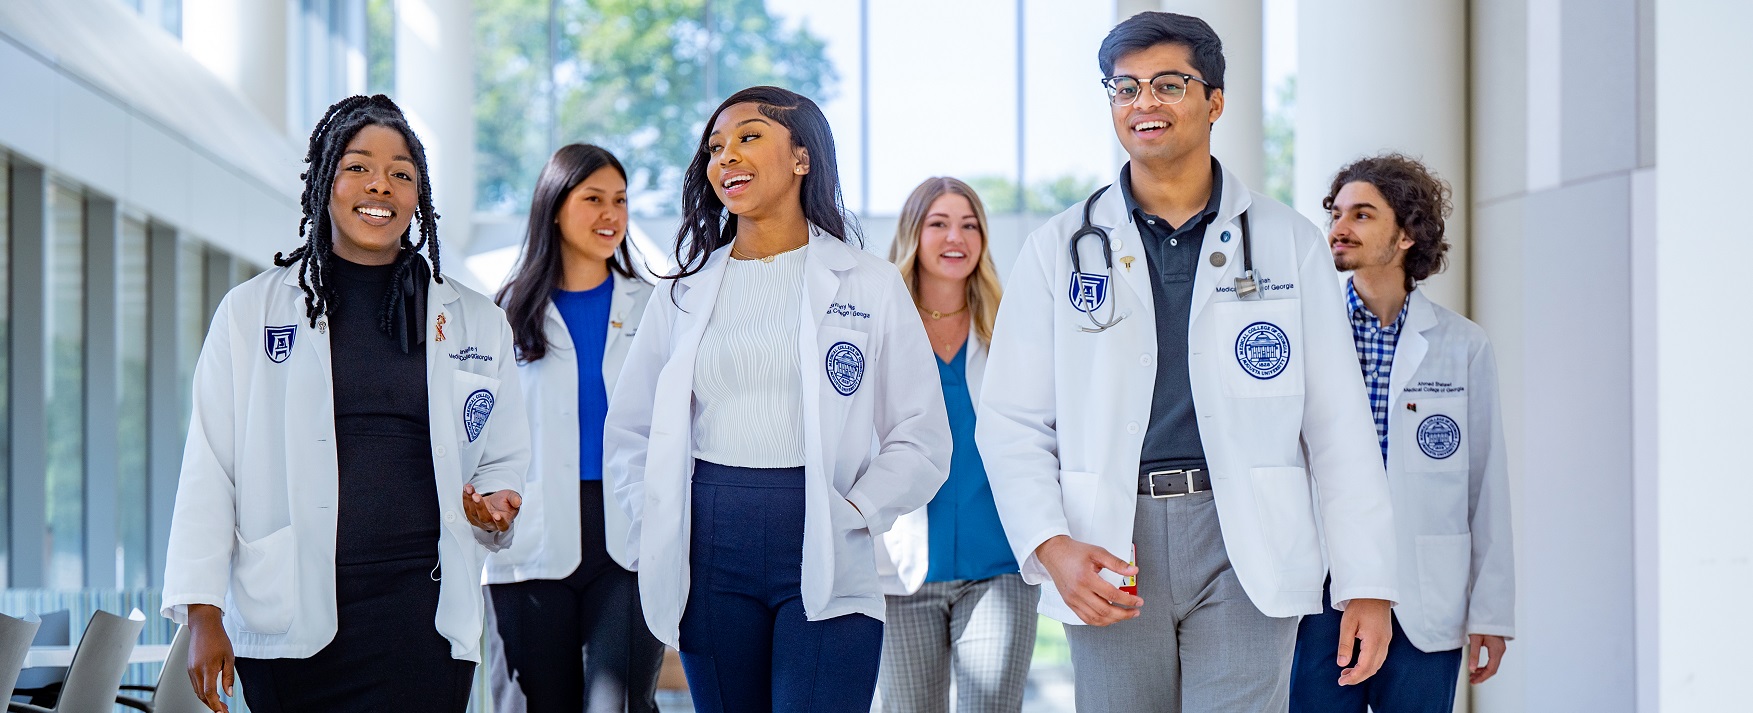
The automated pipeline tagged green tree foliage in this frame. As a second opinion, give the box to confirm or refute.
[476,0,837,214]
[1263,75,1296,206]
[967,174,1103,215]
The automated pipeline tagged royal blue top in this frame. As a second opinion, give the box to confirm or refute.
[551,276,614,480]
[925,342,1019,582]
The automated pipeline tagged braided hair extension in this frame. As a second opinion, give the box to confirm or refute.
[275,94,444,333]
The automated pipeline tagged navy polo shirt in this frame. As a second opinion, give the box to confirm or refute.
[1121,159,1223,476]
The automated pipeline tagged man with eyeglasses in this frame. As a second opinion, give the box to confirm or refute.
[977,11,1399,711]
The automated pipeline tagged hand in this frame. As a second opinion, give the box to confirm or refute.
[1034,535,1142,626]
[185,604,234,713]
[463,484,522,532]
[1336,598,1392,686]
[1467,634,1507,684]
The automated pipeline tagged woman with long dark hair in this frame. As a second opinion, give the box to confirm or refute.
[162,94,528,713]
[604,86,952,711]
[484,143,664,712]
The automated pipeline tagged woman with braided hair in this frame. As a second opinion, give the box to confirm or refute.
[160,94,530,712]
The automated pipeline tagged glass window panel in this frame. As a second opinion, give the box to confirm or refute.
[177,241,206,437]
[46,182,84,590]
[118,216,150,590]
[366,0,396,95]
[0,157,10,587]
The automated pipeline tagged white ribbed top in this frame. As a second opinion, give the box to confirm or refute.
[691,246,808,467]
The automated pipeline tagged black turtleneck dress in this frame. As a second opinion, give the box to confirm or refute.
[234,256,475,713]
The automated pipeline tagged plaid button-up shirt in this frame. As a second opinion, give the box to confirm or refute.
[1347,280,1410,462]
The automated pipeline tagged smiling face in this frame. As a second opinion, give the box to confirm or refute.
[916,193,984,285]
[327,124,418,265]
[555,165,628,265]
[1328,181,1412,273]
[1109,42,1223,168]
[704,102,809,220]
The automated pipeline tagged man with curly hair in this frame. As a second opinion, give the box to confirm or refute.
[1289,154,1516,713]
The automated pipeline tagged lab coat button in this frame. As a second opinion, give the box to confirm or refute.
[1139,354,1151,366]
[1126,422,1140,434]
[436,445,447,457]
[445,511,457,523]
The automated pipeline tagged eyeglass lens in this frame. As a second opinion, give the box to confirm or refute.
[1107,75,1190,106]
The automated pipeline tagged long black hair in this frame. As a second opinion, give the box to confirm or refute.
[668,86,857,292]
[275,94,442,332]
[496,144,644,363]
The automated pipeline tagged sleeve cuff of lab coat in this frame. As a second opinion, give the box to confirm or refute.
[1466,624,1516,640]
[1329,587,1399,611]
[161,595,225,625]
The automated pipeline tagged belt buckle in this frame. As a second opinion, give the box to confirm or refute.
[1147,469,1203,498]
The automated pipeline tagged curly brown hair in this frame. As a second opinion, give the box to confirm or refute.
[1322,153,1452,291]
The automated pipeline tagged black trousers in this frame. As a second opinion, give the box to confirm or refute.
[490,480,665,713]
[236,556,476,713]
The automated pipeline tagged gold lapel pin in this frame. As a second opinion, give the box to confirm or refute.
[1120,256,1135,272]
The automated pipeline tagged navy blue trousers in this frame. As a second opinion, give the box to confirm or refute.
[678,461,884,713]
[1289,585,1464,713]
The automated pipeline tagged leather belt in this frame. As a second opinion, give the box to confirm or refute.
[1137,469,1212,498]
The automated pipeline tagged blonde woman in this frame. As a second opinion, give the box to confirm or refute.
[876,177,1037,712]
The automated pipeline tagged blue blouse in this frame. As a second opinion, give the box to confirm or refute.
[551,276,614,480]
[924,343,1019,582]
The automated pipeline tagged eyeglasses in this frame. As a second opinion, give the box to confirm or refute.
[1100,72,1215,107]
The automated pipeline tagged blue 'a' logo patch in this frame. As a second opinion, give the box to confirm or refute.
[825,342,865,396]
[1416,414,1462,459]
[463,389,495,442]
[1068,272,1109,312]
[265,325,296,364]
[1234,321,1290,379]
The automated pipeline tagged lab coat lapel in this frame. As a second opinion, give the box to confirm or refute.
[1086,187,1155,326]
[1189,166,1253,323]
[425,277,464,475]
[1388,289,1437,407]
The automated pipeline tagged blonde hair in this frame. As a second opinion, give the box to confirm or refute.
[887,177,1003,345]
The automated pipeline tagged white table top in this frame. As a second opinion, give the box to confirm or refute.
[22,643,172,669]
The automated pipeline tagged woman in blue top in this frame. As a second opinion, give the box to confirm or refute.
[483,144,663,712]
[876,177,1038,711]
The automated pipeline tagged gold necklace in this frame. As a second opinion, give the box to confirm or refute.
[730,242,807,263]
[919,303,968,320]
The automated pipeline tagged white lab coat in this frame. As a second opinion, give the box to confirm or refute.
[160,265,530,661]
[875,326,986,596]
[604,231,953,649]
[1371,286,1515,652]
[484,276,654,582]
[976,165,1399,625]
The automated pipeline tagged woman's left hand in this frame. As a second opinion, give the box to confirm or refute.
[462,484,522,532]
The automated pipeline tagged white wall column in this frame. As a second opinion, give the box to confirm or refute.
[181,0,290,135]
[1296,0,1468,313]
[394,0,475,259]
[1116,0,1265,190]
[1653,0,1753,708]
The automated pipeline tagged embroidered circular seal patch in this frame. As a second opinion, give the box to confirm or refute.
[825,341,865,396]
[1233,321,1291,380]
[1416,414,1461,460]
[463,388,495,442]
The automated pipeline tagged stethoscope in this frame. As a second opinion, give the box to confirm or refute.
[1068,185,1260,334]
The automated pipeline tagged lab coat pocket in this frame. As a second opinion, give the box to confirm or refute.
[1416,533,1472,636]
[1250,467,1324,591]
[1400,396,1469,474]
[818,326,872,402]
[229,526,296,635]
[453,370,503,456]
[1058,470,1100,534]
[1213,299,1305,398]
